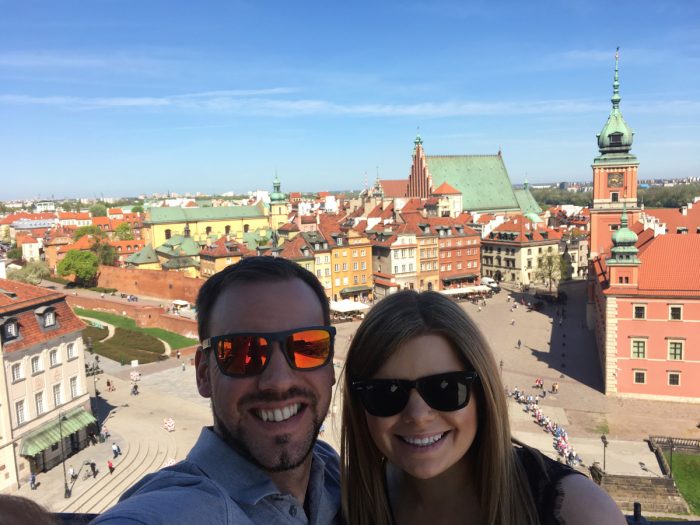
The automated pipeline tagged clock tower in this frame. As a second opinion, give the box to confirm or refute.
[590,48,639,258]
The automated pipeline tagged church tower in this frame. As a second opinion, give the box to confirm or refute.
[407,134,434,198]
[590,48,639,258]
[269,175,289,230]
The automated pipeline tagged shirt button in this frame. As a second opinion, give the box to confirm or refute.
[289,505,297,517]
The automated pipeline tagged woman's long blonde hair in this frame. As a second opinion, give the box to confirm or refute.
[340,290,538,525]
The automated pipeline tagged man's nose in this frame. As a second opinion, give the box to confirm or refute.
[258,342,296,391]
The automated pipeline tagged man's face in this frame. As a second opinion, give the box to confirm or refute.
[196,278,334,472]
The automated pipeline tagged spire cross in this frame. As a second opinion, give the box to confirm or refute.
[612,46,621,109]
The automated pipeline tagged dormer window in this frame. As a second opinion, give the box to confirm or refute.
[1,318,19,341]
[35,306,56,328]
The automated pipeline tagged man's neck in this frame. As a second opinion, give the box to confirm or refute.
[268,457,313,505]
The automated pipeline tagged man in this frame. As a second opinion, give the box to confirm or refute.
[93,257,340,524]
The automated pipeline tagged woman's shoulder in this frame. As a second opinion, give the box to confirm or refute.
[513,443,626,525]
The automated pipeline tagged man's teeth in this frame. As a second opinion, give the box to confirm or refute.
[257,403,301,422]
[401,433,445,447]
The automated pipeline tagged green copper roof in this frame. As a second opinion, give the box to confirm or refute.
[270,175,286,203]
[156,235,201,257]
[426,155,520,212]
[21,407,96,456]
[162,256,198,269]
[608,205,640,264]
[597,48,634,155]
[145,205,265,224]
[125,244,159,265]
[514,188,542,216]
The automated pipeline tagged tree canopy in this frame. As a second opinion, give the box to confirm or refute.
[131,204,144,213]
[535,253,569,292]
[7,261,51,285]
[89,203,108,217]
[74,225,106,241]
[57,250,100,285]
[92,240,118,266]
[115,222,135,240]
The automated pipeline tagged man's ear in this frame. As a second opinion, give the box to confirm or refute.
[195,346,213,398]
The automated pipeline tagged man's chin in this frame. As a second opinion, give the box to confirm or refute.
[212,411,321,473]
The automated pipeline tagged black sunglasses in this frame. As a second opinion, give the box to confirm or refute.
[202,326,336,378]
[351,371,478,417]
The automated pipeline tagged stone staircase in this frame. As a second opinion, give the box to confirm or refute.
[601,474,690,515]
[57,432,177,515]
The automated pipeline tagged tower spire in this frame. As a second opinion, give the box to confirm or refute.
[611,47,621,110]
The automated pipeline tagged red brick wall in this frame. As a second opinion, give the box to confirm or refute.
[66,296,198,339]
[97,266,203,303]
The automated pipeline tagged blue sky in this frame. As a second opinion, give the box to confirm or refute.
[1,0,699,200]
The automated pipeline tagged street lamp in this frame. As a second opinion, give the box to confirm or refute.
[499,360,504,376]
[670,441,676,478]
[600,434,609,472]
[58,412,71,498]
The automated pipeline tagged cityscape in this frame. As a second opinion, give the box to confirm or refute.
[1,1,699,523]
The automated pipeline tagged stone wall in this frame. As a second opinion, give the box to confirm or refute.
[96,266,203,303]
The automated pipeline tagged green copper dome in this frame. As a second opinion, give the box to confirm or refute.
[597,48,634,155]
[608,204,640,264]
[270,175,286,203]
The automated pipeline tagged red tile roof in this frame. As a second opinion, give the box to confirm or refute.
[278,235,313,260]
[1,212,57,225]
[200,236,253,258]
[0,280,85,353]
[380,179,408,198]
[433,182,460,195]
[58,212,91,221]
[643,203,700,234]
[490,215,561,243]
[637,235,700,293]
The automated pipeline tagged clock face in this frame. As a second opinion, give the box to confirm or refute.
[608,172,623,188]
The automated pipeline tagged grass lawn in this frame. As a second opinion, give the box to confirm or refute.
[664,451,700,515]
[82,325,109,345]
[89,327,167,364]
[74,307,198,350]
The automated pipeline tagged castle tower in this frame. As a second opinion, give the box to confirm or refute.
[605,203,641,288]
[590,48,640,258]
[407,134,434,198]
[269,175,289,230]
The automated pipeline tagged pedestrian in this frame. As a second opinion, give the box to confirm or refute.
[29,472,37,490]
[511,319,515,326]
[517,339,521,349]
[181,362,186,371]
[116,444,122,456]
[90,462,97,478]
[69,465,76,482]
[112,443,119,459]
[108,460,115,475]
[92,256,342,524]
[176,350,181,360]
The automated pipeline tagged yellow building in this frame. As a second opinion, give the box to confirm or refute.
[199,236,254,278]
[143,203,269,248]
[320,227,373,301]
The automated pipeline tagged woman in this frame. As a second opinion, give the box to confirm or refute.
[341,290,625,525]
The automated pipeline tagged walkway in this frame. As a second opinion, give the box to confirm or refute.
[78,315,173,357]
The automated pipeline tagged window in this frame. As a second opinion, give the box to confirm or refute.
[361,261,366,270]
[44,311,56,327]
[361,274,366,283]
[36,391,45,415]
[668,341,683,361]
[353,262,358,271]
[11,363,24,382]
[53,384,63,406]
[527,248,532,255]
[3,321,18,339]
[343,277,348,285]
[611,192,619,202]
[67,342,77,360]
[353,276,358,285]
[633,305,646,319]
[50,348,60,367]
[631,340,646,359]
[334,264,339,272]
[668,372,680,386]
[669,306,682,321]
[70,376,79,399]
[165,228,172,240]
[316,269,322,277]
[361,249,366,257]
[352,250,357,257]
[16,400,26,425]
[31,356,42,374]
[633,371,646,384]
[342,263,348,271]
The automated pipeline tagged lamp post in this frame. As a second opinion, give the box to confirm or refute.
[499,360,504,376]
[670,441,676,478]
[58,412,71,498]
[600,434,609,472]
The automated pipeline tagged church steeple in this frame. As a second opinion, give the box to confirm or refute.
[597,47,634,155]
[608,202,640,264]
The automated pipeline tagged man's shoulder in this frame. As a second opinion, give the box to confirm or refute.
[90,462,245,524]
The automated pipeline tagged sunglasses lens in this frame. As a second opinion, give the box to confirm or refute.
[420,373,470,411]
[356,381,409,417]
[216,336,269,376]
[285,329,332,369]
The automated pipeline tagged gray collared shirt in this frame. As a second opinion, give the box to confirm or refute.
[91,427,341,525]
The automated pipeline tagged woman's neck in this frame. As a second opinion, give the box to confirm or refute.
[386,454,480,525]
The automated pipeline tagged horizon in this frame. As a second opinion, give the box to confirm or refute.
[2,1,699,200]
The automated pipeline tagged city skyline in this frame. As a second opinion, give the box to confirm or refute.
[2,0,699,200]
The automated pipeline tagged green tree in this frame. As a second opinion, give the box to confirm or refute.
[92,240,118,266]
[57,250,99,286]
[115,222,135,240]
[74,225,106,241]
[7,245,22,259]
[535,252,567,292]
[131,204,144,213]
[89,203,108,217]
[7,261,51,285]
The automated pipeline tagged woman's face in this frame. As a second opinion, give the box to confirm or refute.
[364,334,479,480]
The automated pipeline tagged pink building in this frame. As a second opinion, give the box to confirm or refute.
[589,211,700,401]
